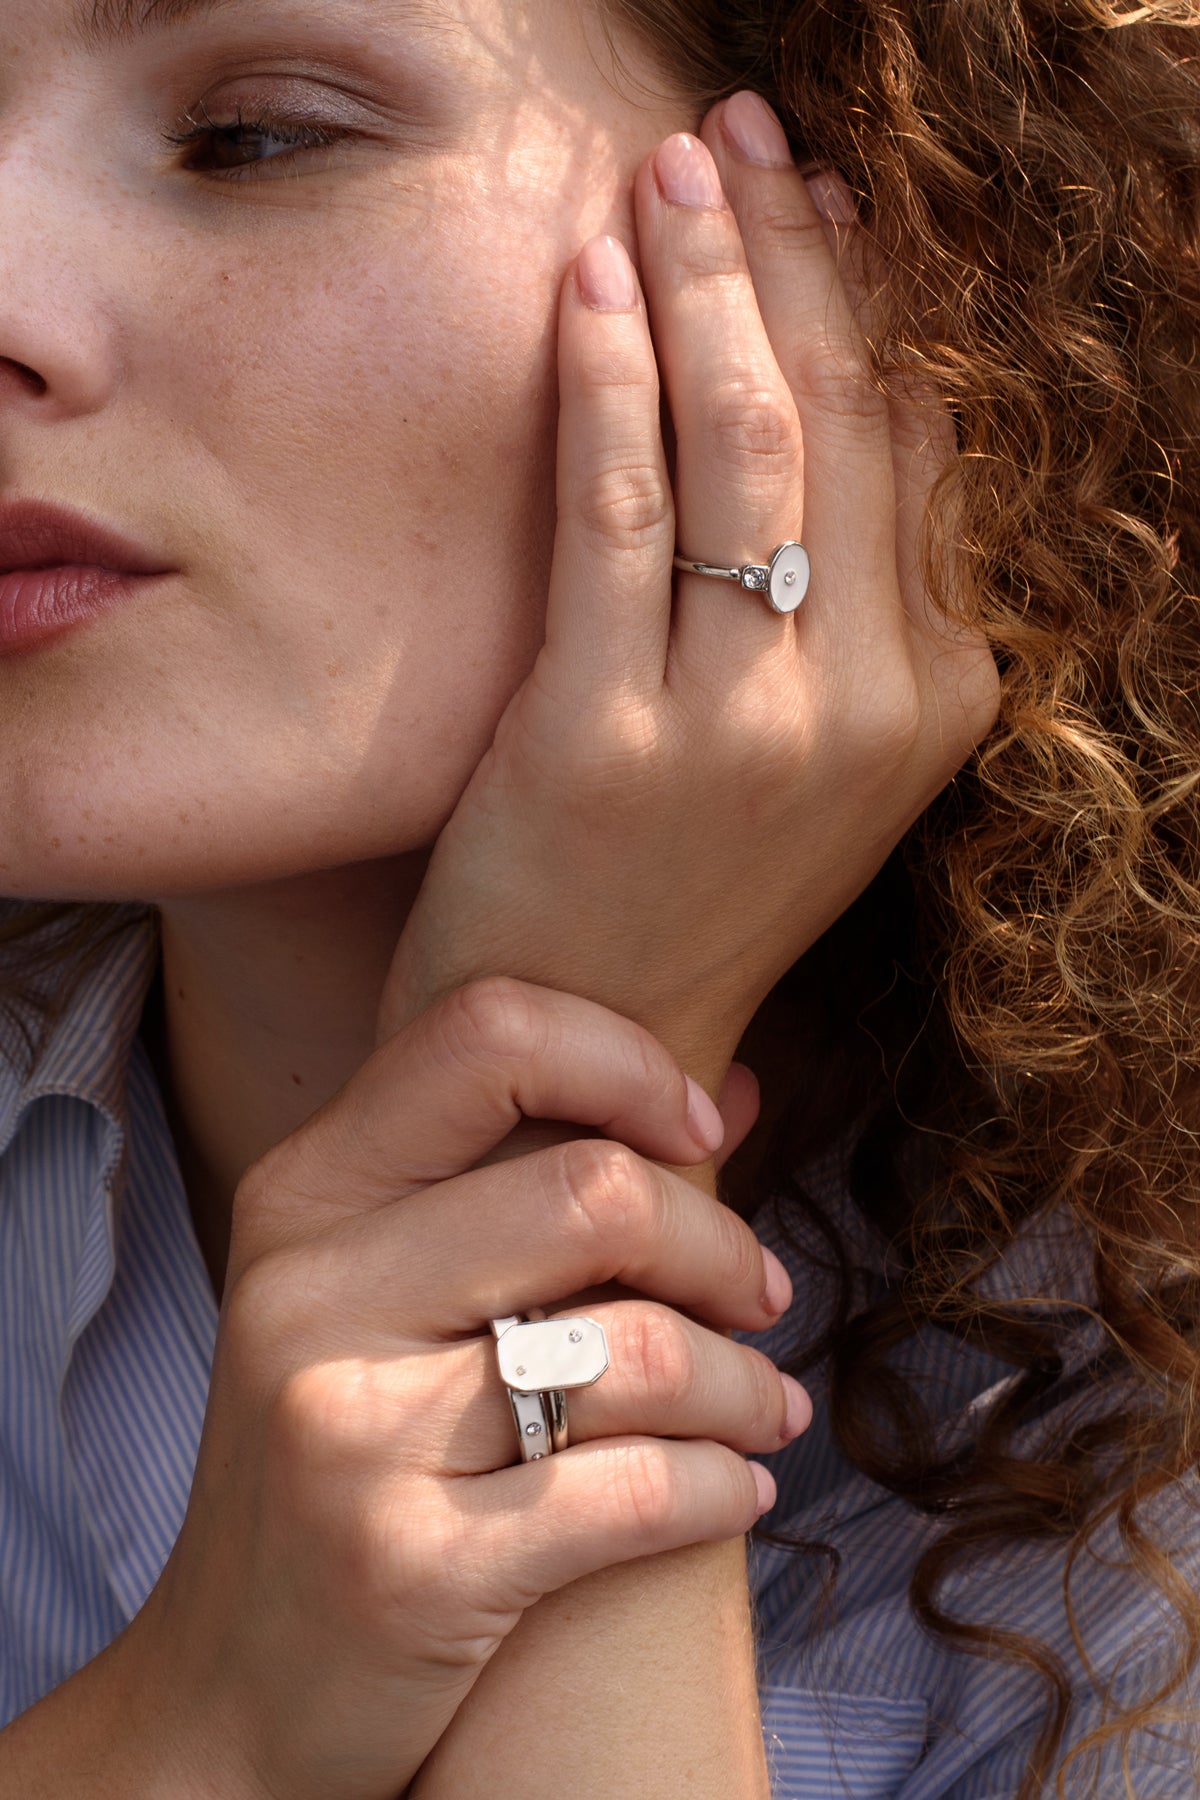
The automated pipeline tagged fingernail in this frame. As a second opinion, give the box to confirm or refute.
[761,1245,792,1316]
[655,134,725,210]
[780,1374,812,1441]
[721,92,794,169]
[806,170,857,225]
[749,1461,777,1517]
[576,235,638,312]
[685,1076,725,1154]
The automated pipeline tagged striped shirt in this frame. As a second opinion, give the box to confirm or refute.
[0,902,1196,1795]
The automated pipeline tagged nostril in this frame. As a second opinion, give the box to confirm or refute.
[1,359,48,397]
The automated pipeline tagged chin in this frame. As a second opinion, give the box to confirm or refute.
[0,788,451,907]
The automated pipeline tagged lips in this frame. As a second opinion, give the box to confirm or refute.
[0,500,175,654]
[0,499,170,579]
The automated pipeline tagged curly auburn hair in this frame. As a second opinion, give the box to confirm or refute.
[3,0,1198,1789]
[596,0,1200,1790]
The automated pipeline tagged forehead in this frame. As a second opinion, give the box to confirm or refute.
[64,0,640,96]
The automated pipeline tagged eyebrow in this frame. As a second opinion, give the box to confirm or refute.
[78,0,243,46]
[79,0,436,49]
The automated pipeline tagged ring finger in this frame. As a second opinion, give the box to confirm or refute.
[424,1302,811,1476]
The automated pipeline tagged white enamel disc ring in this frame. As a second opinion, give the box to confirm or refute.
[673,540,811,615]
[490,1309,610,1462]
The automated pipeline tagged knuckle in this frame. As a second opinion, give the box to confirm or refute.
[271,1361,369,1470]
[557,1137,655,1261]
[573,339,658,403]
[620,1303,695,1398]
[839,663,923,776]
[867,671,924,766]
[605,1441,678,1541]
[221,1247,303,1371]
[677,241,745,289]
[371,1496,458,1602]
[795,338,883,422]
[441,976,545,1072]
[574,458,672,549]
[704,377,799,472]
[745,196,826,261]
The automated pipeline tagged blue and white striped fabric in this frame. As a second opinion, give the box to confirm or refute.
[0,905,216,1725]
[742,1167,1200,1796]
[0,901,1196,1794]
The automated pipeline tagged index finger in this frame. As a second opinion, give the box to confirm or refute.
[229,977,724,1280]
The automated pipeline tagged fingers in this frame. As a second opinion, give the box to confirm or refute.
[546,235,674,696]
[462,1437,776,1605]
[229,978,724,1278]
[312,1138,791,1339]
[697,101,901,658]
[700,95,999,752]
[426,1303,811,1474]
[633,134,807,685]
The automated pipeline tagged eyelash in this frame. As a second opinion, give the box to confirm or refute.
[164,104,345,179]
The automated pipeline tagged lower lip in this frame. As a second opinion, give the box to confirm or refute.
[0,565,165,655]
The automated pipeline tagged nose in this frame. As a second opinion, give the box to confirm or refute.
[0,143,122,421]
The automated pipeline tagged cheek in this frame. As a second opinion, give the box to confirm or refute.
[180,176,562,548]
[176,177,563,706]
[0,144,645,903]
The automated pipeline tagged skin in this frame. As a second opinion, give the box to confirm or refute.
[0,0,999,1794]
[0,0,692,1284]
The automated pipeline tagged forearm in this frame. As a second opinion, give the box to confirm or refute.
[409,1539,768,1799]
[0,1637,182,1799]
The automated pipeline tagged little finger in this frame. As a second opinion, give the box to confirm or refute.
[458,1437,776,1610]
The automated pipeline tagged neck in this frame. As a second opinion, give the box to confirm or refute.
[148,856,426,1300]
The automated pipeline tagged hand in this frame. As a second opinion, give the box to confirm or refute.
[114,981,802,1800]
[381,97,999,1084]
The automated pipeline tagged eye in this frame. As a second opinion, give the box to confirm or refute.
[165,105,344,177]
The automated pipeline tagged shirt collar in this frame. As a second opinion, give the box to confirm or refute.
[0,902,159,1158]
[0,904,161,1360]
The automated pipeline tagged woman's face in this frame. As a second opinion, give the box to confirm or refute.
[0,0,687,901]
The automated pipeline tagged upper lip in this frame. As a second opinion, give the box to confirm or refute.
[0,501,172,577]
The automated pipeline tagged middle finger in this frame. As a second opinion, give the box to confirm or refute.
[634,133,808,689]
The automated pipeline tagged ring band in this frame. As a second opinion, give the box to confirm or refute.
[491,1309,610,1463]
[674,540,810,615]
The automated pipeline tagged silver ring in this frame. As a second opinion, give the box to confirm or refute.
[490,1309,610,1463]
[673,540,810,615]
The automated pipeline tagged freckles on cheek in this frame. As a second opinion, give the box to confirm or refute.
[189,193,563,575]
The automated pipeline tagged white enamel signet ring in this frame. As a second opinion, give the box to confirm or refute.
[490,1310,610,1463]
[673,540,811,614]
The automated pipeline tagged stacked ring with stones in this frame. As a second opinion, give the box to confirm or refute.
[490,1311,611,1462]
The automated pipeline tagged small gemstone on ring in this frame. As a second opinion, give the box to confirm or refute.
[784,570,797,586]
[568,1329,583,1343]
[525,1422,542,1436]
[515,1365,526,1376]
